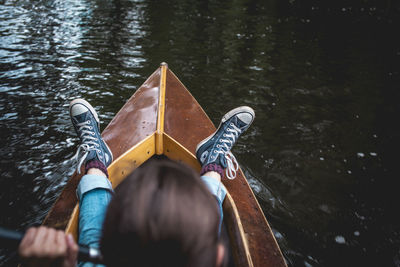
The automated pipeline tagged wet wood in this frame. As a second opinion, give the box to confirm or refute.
[163,133,253,266]
[42,69,160,230]
[102,69,160,158]
[43,64,286,267]
[164,70,215,153]
[163,68,286,267]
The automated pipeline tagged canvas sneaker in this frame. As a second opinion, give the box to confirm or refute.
[196,106,255,179]
[69,99,113,173]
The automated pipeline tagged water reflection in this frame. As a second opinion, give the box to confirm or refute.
[1,0,400,266]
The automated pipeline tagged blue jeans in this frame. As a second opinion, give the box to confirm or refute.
[76,175,113,267]
[76,174,226,266]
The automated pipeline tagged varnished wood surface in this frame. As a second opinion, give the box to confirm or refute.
[164,70,215,153]
[43,64,286,267]
[102,69,160,158]
[43,69,161,229]
[163,69,286,267]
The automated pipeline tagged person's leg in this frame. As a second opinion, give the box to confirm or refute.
[77,169,112,248]
[196,106,255,227]
[200,171,226,233]
[69,99,114,266]
[201,171,226,203]
[77,172,112,267]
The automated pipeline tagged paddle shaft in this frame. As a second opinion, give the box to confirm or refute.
[0,227,103,264]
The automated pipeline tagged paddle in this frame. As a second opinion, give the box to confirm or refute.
[0,227,103,264]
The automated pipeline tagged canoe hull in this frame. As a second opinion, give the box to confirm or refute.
[43,64,286,267]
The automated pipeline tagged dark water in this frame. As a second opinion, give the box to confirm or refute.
[1,0,399,266]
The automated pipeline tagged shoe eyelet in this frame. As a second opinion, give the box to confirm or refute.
[230,123,233,126]
[89,126,93,130]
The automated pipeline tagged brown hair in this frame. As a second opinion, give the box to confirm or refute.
[100,158,220,267]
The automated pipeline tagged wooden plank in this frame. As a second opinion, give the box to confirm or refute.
[156,63,167,154]
[163,133,253,266]
[163,68,286,267]
[164,69,215,153]
[102,68,160,158]
[43,68,161,229]
[42,64,286,267]
[108,133,156,189]
[64,133,157,239]
[163,133,200,170]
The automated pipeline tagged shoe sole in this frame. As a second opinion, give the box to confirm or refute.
[195,106,255,154]
[69,98,114,163]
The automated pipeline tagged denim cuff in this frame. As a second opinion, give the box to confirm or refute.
[76,174,113,201]
[200,176,227,204]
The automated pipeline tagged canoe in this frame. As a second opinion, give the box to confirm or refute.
[42,63,286,267]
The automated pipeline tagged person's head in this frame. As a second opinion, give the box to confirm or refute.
[100,158,225,267]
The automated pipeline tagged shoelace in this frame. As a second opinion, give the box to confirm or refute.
[71,120,101,173]
[215,123,241,179]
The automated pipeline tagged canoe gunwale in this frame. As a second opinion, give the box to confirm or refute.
[43,64,286,267]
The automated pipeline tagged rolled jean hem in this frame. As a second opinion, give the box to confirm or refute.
[200,175,227,203]
[76,174,113,201]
